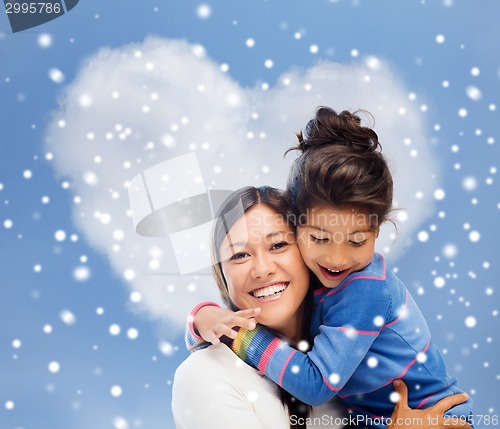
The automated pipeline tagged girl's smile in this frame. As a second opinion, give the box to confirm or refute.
[297,206,378,289]
[318,266,350,283]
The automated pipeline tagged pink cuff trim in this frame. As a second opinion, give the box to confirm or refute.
[257,337,282,374]
[188,301,221,341]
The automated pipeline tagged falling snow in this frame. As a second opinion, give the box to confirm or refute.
[196,4,212,19]
[48,361,60,373]
[48,68,65,84]
[110,385,123,397]
[465,316,477,328]
[60,310,76,325]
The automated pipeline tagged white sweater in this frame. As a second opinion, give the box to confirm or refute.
[172,344,347,429]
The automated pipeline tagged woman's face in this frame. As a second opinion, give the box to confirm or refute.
[219,204,310,340]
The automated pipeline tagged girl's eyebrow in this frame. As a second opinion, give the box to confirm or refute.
[304,225,327,232]
[304,225,372,235]
[348,229,372,235]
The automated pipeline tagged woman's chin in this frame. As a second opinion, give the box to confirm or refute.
[257,311,292,334]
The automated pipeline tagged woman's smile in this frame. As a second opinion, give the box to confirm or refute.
[249,281,289,302]
[220,204,309,340]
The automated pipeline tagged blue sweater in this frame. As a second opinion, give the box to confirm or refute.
[228,253,472,427]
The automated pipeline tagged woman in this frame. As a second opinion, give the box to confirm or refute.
[172,186,470,429]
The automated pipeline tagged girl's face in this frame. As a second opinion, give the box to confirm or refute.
[220,204,310,340]
[297,205,378,289]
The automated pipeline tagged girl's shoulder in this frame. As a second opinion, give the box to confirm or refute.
[351,252,387,281]
[326,252,388,296]
[318,253,397,310]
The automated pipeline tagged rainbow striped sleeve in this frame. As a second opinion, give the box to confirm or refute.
[231,326,292,377]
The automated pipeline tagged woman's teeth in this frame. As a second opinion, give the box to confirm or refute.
[251,283,288,298]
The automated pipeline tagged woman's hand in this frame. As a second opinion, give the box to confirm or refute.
[195,306,261,345]
[387,380,472,429]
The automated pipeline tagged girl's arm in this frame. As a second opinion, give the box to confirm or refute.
[184,301,220,351]
[184,301,260,351]
[231,279,390,406]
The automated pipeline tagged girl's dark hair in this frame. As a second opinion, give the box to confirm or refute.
[286,106,393,229]
[211,186,312,429]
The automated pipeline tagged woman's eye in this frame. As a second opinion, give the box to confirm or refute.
[271,241,289,251]
[349,240,367,247]
[310,235,328,243]
[230,252,249,261]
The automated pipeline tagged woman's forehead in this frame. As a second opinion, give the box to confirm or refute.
[236,205,289,231]
[220,205,292,249]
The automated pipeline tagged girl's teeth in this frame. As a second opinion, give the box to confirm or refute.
[251,283,287,298]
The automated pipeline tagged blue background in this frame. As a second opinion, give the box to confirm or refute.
[1,1,499,428]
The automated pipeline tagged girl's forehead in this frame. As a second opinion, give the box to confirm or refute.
[300,205,374,230]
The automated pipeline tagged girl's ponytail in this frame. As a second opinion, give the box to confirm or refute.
[286,106,393,230]
[290,106,380,155]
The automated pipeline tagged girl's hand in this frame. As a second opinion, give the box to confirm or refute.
[387,380,472,429]
[195,306,261,345]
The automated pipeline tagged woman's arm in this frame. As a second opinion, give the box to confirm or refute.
[388,380,472,429]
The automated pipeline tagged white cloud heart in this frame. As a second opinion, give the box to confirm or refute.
[45,37,437,335]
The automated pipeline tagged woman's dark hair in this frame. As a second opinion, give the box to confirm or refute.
[210,186,312,429]
[286,106,393,229]
[211,186,293,309]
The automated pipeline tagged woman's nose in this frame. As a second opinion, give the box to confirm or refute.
[250,253,276,278]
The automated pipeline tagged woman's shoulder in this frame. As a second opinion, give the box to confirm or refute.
[174,343,274,390]
[172,344,293,429]
[175,344,241,378]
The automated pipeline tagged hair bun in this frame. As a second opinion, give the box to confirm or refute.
[292,106,381,154]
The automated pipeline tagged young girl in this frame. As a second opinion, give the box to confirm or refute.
[187,107,473,428]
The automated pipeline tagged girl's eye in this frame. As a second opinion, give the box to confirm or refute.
[310,235,328,243]
[271,241,289,251]
[349,240,367,247]
[230,252,249,261]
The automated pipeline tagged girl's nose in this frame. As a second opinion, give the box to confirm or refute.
[324,245,348,268]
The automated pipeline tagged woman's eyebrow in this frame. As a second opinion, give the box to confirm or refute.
[224,240,246,252]
[266,230,290,239]
[223,230,291,252]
